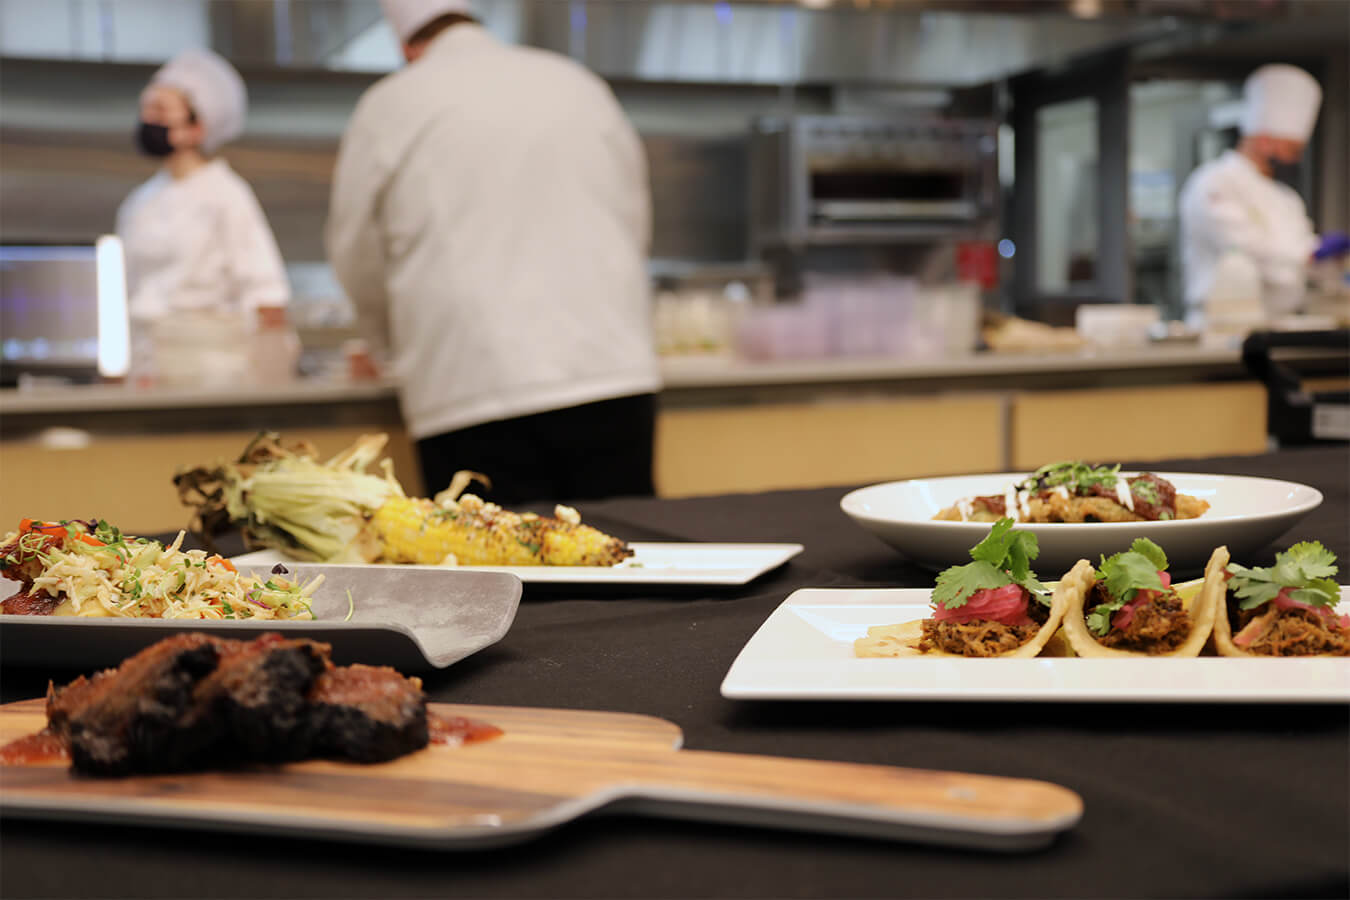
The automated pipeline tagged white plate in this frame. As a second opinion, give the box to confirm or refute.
[231,542,804,586]
[722,587,1350,703]
[1,566,521,671]
[840,472,1323,575]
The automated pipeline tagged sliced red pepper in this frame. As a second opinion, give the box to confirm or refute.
[22,521,67,541]
[18,519,103,547]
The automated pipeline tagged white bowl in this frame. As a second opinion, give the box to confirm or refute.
[840,472,1324,576]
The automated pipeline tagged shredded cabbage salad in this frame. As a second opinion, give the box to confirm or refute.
[1,519,321,620]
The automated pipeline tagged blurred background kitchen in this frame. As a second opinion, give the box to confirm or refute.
[1,0,1347,530]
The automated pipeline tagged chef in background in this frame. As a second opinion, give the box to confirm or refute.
[1178,64,1323,327]
[327,0,661,503]
[117,48,294,384]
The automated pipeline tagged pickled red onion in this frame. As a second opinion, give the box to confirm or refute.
[933,583,1033,627]
[1271,588,1350,630]
[1110,570,1172,632]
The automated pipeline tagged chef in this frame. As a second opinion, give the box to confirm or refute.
[1178,64,1323,326]
[116,48,292,383]
[327,0,661,503]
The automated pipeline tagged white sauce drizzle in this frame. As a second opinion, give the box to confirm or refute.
[1017,489,1032,520]
[1004,485,1018,521]
[1115,478,1135,512]
[957,498,975,521]
[1055,485,1070,500]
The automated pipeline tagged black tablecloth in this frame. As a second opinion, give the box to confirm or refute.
[3,447,1348,899]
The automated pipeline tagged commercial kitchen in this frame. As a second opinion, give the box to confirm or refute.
[0,2,1347,899]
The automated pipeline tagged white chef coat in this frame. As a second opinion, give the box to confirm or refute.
[326,24,661,441]
[1178,149,1317,322]
[116,158,290,324]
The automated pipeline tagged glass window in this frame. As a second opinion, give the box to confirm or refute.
[1035,98,1098,295]
[1129,80,1241,316]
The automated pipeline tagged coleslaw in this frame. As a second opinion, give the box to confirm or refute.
[1,519,321,620]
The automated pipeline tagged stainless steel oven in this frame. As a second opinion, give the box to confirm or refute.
[750,114,999,249]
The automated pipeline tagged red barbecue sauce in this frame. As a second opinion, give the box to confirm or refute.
[0,730,69,765]
[0,717,502,764]
[427,713,502,747]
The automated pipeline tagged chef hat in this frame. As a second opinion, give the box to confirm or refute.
[379,0,477,43]
[149,48,247,154]
[1240,64,1322,142]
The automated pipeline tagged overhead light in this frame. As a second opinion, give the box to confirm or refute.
[96,235,129,379]
[1069,0,1103,18]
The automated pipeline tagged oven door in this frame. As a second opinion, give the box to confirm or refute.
[808,166,980,224]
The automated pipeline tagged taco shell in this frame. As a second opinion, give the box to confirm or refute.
[853,561,1084,659]
[1061,549,1222,658]
[1203,546,1256,657]
[1209,545,1348,657]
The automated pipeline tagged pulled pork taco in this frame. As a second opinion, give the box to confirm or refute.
[1208,542,1349,657]
[855,518,1075,658]
[1061,538,1216,657]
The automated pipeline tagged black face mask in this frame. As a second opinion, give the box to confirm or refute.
[135,121,174,157]
[1268,158,1302,188]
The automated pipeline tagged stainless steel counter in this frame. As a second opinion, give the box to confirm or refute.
[0,378,400,416]
[0,378,405,436]
[660,345,1240,387]
[0,345,1339,436]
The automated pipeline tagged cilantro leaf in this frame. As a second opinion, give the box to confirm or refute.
[1287,580,1341,608]
[1127,538,1168,572]
[1085,603,1117,636]
[1130,479,1161,505]
[1226,568,1282,610]
[969,518,1018,566]
[1094,541,1168,605]
[969,517,1044,588]
[1227,542,1340,610]
[1024,461,1120,495]
[1271,541,1339,584]
[93,519,124,545]
[932,517,1049,609]
[932,560,1013,609]
[1086,539,1172,636]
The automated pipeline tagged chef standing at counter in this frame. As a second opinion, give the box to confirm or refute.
[117,48,293,385]
[327,0,661,503]
[1178,64,1322,327]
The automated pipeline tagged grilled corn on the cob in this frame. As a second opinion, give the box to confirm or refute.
[175,432,633,567]
[370,495,632,567]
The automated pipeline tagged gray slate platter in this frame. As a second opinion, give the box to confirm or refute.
[0,565,522,671]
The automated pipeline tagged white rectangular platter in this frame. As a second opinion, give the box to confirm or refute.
[721,587,1350,703]
[232,542,804,587]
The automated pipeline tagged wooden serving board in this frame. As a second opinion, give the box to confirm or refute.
[0,699,1081,851]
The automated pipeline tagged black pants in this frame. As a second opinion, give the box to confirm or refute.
[416,393,657,505]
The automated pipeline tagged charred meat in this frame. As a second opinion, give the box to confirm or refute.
[47,633,223,775]
[0,527,63,585]
[2,589,63,616]
[34,634,445,776]
[303,665,428,763]
[184,634,330,764]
